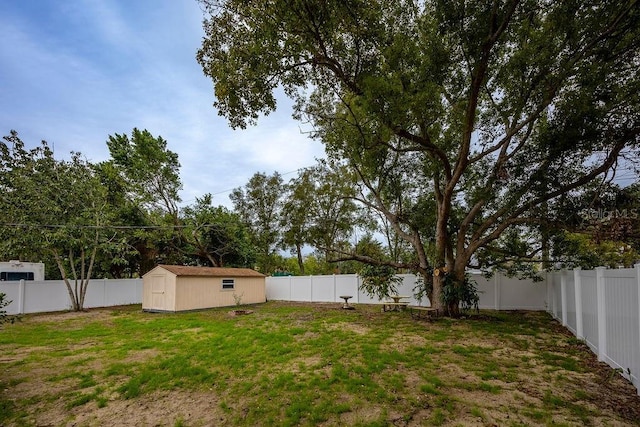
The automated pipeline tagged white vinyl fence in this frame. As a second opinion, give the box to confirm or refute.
[266,272,549,310]
[0,279,142,315]
[547,266,640,395]
[1,272,548,314]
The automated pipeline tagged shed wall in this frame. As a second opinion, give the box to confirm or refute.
[174,276,265,311]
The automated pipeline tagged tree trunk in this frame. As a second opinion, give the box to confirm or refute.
[296,242,305,274]
[135,242,157,276]
[78,245,97,311]
[52,251,80,311]
[432,207,449,313]
[432,273,444,311]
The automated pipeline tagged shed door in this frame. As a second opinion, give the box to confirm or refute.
[149,275,166,310]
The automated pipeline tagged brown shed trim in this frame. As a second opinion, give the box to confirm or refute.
[157,265,265,278]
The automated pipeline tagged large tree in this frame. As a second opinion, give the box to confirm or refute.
[281,170,315,273]
[180,194,256,267]
[282,161,360,272]
[103,128,184,275]
[106,128,182,218]
[198,0,640,314]
[92,159,152,278]
[230,172,285,273]
[0,131,111,311]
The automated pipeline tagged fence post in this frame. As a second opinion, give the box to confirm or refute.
[545,271,552,314]
[309,275,314,303]
[289,275,293,301]
[551,272,559,318]
[561,271,568,327]
[310,275,314,302]
[494,273,501,310]
[636,264,640,395]
[574,268,583,339]
[18,279,26,314]
[596,266,607,362]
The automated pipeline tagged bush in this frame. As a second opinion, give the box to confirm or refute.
[359,264,402,300]
[441,274,480,314]
[0,293,19,326]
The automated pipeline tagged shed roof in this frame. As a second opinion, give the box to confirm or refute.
[157,265,265,278]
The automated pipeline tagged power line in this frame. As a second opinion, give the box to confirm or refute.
[0,223,222,230]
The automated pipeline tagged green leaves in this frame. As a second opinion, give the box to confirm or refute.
[198,0,640,311]
[0,131,112,310]
[230,172,285,273]
[359,264,402,300]
[106,128,182,216]
[180,194,256,268]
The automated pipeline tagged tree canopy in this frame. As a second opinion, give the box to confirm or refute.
[106,128,182,218]
[180,194,256,268]
[198,0,640,313]
[0,131,111,310]
[230,172,285,273]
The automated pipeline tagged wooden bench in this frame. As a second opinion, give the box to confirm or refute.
[408,306,439,320]
[378,302,409,312]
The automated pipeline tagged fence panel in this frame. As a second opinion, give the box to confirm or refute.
[335,275,359,302]
[474,274,497,309]
[84,279,143,309]
[23,281,70,313]
[309,275,337,302]
[601,269,639,386]
[472,272,547,311]
[289,276,313,301]
[500,275,547,310]
[545,271,555,315]
[265,276,292,300]
[565,272,577,334]
[396,274,423,305]
[1,279,142,314]
[580,270,599,353]
[0,281,22,315]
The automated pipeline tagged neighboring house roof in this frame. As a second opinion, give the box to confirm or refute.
[157,264,265,278]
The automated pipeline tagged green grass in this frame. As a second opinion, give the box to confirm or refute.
[0,302,638,426]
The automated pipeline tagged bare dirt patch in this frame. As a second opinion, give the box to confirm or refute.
[26,308,118,324]
[35,390,227,427]
[2,304,640,426]
[381,330,428,353]
[322,320,370,335]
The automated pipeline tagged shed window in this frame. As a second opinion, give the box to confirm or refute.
[222,279,235,290]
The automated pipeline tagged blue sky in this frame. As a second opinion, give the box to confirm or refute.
[0,0,325,208]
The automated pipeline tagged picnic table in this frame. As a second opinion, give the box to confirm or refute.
[390,295,410,303]
[381,295,410,312]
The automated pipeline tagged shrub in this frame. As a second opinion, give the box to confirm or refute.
[0,292,19,326]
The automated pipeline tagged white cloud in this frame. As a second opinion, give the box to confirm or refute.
[0,0,326,211]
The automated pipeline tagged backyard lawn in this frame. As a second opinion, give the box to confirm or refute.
[1,301,639,426]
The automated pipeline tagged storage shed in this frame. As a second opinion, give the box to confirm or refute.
[142,265,266,312]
